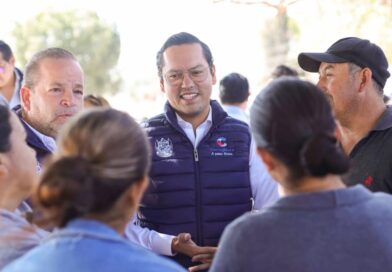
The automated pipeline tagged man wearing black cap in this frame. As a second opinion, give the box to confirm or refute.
[298,37,392,193]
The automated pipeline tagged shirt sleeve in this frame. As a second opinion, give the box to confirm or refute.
[124,214,175,256]
[249,138,279,210]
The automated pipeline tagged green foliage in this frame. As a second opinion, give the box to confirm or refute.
[12,9,121,95]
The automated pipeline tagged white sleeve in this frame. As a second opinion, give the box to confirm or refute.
[124,214,175,256]
[249,139,280,210]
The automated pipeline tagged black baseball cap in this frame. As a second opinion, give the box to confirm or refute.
[298,37,390,88]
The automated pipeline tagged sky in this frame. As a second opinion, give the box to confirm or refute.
[1,0,391,119]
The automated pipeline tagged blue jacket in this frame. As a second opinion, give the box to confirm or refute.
[3,219,185,272]
[139,100,252,265]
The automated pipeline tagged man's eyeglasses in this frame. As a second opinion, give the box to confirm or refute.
[164,67,209,86]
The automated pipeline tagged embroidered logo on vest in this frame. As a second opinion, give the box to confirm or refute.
[211,136,234,156]
[155,138,174,158]
[216,137,228,147]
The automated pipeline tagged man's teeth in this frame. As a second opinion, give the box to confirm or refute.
[182,93,198,100]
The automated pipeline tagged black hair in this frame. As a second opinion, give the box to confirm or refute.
[0,104,11,152]
[0,40,13,62]
[250,77,349,181]
[156,32,214,79]
[219,72,250,104]
[271,65,299,78]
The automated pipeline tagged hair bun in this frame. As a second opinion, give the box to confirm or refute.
[300,134,349,177]
[37,156,95,227]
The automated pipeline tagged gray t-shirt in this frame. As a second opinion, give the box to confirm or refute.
[0,207,48,269]
[210,185,392,272]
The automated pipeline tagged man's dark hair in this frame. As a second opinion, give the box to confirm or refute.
[271,65,299,79]
[0,40,13,62]
[219,72,250,104]
[156,32,214,79]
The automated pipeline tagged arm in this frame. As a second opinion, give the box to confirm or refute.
[124,215,216,259]
[124,215,175,256]
[249,139,279,210]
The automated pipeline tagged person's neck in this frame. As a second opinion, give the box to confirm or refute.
[338,98,386,155]
[85,209,135,235]
[224,101,248,110]
[22,111,57,139]
[0,73,16,102]
[0,187,27,212]
[281,175,346,197]
[179,110,210,133]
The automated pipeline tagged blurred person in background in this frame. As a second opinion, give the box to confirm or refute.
[0,41,23,108]
[219,72,250,124]
[271,64,299,79]
[83,94,110,108]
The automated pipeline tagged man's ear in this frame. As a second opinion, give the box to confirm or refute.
[159,78,165,93]
[358,68,372,92]
[335,121,342,141]
[126,176,149,207]
[9,56,15,66]
[0,155,9,179]
[256,147,276,173]
[20,86,32,112]
[210,65,217,85]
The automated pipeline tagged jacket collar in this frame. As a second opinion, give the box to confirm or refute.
[13,105,52,153]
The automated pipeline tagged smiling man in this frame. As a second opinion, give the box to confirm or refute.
[14,48,84,167]
[133,32,278,270]
[298,37,392,193]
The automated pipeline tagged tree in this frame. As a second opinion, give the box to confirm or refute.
[213,0,301,77]
[12,9,121,95]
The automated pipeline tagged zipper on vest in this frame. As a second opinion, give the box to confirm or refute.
[194,148,199,161]
[193,147,202,246]
[250,197,255,210]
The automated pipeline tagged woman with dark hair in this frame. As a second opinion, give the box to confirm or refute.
[210,78,392,272]
[4,109,184,272]
[0,104,48,269]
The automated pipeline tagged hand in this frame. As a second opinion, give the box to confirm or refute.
[188,247,217,272]
[171,233,217,271]
[171,233,199,257]
[171,233,216,257]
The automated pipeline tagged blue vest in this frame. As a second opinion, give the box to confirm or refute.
[139,101,252,249]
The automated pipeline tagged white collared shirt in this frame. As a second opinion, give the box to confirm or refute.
[221,104,250,124]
